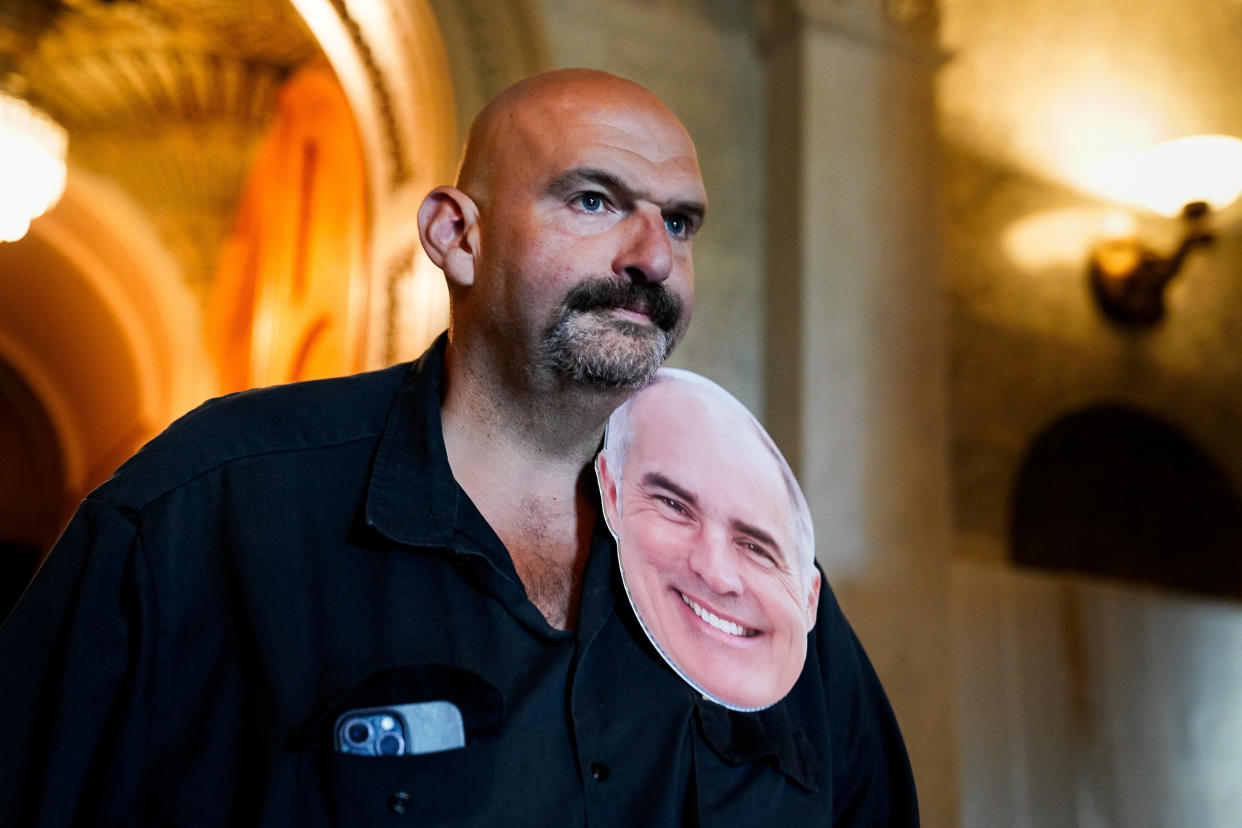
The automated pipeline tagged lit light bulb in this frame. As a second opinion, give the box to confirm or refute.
[0,89,68,243]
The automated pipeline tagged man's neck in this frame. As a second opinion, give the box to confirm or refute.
[440,341,631,629]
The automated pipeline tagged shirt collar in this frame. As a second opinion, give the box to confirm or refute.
[695,698,821,792]
[363,332,460,548]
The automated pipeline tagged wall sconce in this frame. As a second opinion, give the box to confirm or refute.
[1087,135,1242,327]
[1089,200,1212,326]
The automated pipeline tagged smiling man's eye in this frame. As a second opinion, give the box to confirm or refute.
[739,539,778,567]
[656,495,688,515]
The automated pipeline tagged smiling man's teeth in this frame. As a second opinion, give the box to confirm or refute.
[681,593,750,637]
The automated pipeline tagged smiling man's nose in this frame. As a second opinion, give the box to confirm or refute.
[688,535,744,596]
[615,207,673,283]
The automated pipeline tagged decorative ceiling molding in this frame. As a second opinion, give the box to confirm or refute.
[7,0,323,294]
[324,0,409,190]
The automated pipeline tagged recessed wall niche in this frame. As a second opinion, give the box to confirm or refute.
[1012,404,1242,599]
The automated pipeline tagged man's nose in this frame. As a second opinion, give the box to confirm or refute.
[687,534,744,596]
[614,206,673,284]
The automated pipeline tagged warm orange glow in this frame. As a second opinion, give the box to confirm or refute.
[0,169,212,506]
[1002,207,1137,271]
[207,65,369,392]
[1090,238,1143,281]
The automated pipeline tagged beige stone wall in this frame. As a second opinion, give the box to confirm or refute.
[940,0,1242,824]
[940,0,1242,544]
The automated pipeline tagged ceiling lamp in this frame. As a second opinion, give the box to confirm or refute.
[0,86,67,243]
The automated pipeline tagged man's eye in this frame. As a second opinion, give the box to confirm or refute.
[739,540,777,567]
[574,192,606,212]
[655,495,689,517]
[664,213,694,239]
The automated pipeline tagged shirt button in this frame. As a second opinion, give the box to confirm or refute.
[389,791,410,814]
[590,761,610,781]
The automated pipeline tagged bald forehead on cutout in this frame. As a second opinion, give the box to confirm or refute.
[606,372,816,586]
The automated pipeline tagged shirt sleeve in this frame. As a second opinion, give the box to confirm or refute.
[0,496,157,827]
[817,582,921,826]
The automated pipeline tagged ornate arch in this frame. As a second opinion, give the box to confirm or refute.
[288,0,550,365]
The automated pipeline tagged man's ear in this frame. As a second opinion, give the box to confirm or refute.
[595,451,621,538]
[417,186,481,288]
[804,569,821,631]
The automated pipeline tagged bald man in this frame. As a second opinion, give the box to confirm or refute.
[0,70,916,826]
[420,69,703,630]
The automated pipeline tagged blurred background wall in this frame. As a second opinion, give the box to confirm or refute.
[2,1,1241,825]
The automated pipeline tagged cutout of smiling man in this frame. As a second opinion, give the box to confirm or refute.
[595,368,819,710]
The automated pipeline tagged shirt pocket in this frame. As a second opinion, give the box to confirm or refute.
[301,741,497,826]
[296,663,503,827]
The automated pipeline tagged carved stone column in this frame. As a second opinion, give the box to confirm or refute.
[757,1,957,824]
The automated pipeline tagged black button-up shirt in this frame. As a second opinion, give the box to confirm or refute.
[0,335,917,826]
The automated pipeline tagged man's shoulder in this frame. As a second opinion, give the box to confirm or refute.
[95,362,415,513]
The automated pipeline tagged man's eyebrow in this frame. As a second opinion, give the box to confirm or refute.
[549,167,706,225]
[642,471,699,508]
[548,167,631,199]
[730,518,787,565]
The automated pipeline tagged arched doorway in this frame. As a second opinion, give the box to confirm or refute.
[0,170,212,579]
[1012,404,1242,599]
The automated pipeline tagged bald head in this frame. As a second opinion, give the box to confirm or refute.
[456,69,699,211]
[417,69,706,392]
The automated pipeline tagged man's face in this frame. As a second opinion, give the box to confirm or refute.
[599,387,819,709]
[470,91,706,387]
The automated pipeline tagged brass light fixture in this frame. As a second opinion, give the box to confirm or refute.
[1088,200,1213,326]
[1087,135,1242,327]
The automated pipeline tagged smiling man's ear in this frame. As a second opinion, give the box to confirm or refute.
[417,185,481,288]
[804,569,821,631]
[595,451,621,538]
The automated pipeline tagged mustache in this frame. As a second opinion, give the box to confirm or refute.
[561,278,684,332]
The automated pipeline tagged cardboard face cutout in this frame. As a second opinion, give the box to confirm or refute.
[595,368,819,711]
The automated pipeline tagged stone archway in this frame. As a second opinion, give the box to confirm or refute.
[0,167,212,602]
[288,0,550,365]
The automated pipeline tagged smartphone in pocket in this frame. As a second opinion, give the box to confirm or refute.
[334,700,466,756]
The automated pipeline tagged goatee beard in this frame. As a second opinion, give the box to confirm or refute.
[540,278,686,388]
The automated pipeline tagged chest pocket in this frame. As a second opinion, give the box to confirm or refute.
[690,701,827,826]
[297,664,502,827]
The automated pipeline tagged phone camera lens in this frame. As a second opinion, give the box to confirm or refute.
[377,733,404,756]
[346,720,371,745]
